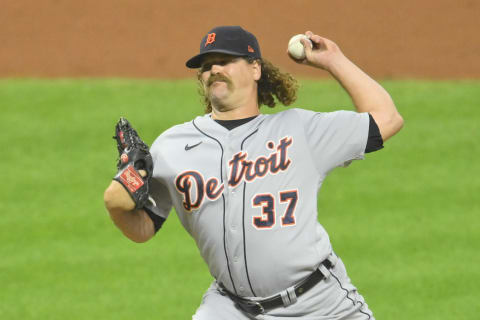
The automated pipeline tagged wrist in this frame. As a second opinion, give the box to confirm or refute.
[104,181,136,212]
[324,53,350,76]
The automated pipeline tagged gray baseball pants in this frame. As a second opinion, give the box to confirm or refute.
[192,257,374,320]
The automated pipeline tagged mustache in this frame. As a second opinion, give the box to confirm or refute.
[207,74,231,87]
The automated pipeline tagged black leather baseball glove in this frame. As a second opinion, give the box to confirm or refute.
[112,117,153,209]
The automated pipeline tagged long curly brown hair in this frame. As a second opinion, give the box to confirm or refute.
[197,58,298,113]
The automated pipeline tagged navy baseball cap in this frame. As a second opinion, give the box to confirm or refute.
[186,26,262,69]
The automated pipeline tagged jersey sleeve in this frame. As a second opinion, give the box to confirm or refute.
[294,108,369,175]
[365,114,384,153]
[144,135,174,232]
[144,177,172,232]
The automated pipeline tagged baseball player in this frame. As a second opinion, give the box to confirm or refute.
[104,26,403,319]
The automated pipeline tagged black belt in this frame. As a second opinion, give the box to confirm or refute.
[221,259,333,316]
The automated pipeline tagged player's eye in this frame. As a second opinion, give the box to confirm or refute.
[201,57,237,72]
[220,57,239,65]
[200,63,213,72]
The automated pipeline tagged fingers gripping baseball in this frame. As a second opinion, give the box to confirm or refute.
[289,31,344,71]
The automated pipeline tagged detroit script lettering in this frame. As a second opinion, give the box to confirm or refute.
[175,137,293,211]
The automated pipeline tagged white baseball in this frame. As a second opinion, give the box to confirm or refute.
[288,34,312,60]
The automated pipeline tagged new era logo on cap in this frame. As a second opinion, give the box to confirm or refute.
[186,26,262,68]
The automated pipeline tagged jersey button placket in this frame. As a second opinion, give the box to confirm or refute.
[223,135,243,290]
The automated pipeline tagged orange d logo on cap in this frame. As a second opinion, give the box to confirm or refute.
[205,33,216,47]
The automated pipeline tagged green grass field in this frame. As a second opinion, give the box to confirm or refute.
[1,78,479,319]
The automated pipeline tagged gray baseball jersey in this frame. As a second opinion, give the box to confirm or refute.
[148,108,369,298]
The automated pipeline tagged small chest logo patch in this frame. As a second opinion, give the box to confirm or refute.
[185,141,203,151]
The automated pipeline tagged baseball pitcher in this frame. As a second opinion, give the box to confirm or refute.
[104,26,403,319]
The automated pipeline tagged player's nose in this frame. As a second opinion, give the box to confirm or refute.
[210,63,224,74]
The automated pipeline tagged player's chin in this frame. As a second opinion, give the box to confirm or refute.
[209,93,231,109]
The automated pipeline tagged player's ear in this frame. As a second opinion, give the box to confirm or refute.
[250,59,261,81]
